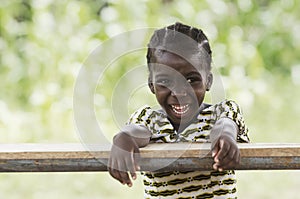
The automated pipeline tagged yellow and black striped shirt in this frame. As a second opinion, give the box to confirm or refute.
[127,100,250,199]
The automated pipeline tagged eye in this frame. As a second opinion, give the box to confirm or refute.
[155,78,172,87]
[187,78,194,84]
[187,77,201,84]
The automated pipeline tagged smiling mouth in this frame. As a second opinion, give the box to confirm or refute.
[171,104,190,115]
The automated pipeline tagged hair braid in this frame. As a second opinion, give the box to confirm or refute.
[146,22,212,71]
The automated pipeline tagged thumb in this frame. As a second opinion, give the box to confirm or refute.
[133,145,141,171]
[211,140,219,158]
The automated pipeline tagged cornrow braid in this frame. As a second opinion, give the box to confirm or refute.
[146,22,212,70]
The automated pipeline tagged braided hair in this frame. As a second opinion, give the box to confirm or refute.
[146,22,212,73]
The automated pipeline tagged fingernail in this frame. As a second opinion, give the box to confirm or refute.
[132,175,136,180]
[128,183,132,187]
[218,168,223,172]
[212,152,215,157]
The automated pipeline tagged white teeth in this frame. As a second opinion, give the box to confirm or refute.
[171,104,190,115]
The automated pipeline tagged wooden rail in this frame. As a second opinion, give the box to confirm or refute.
[0,143,299,172]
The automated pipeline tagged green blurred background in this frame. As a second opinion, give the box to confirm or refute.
[1,0,300,198]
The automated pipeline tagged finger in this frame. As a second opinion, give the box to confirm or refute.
[119,171,132,187]
[108,159,116,181]
[236,151,241,164]
[108,156,112,173]
[212,147,218,158]
[112,169,125,184]
[227,147,240,165]
[218,150,236,170]
[222,147,236,164]
[110,160,124,184]
[211,140,219,158]
[213,162,220,170]
[118,159,132,186]
[226,150,240,169]
[108,154,118,171]
[125,152,136,181]
[219,149,240,170]
[215,139,230,162]
[133,146,141,171]
[229,147,240,165]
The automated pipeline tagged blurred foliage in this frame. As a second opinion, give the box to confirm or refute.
[0,0,300,198]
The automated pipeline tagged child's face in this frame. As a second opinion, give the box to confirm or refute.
[149,52,212,130]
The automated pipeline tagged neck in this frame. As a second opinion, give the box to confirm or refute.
[170,103,209,133]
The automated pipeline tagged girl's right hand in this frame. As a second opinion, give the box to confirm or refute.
[108,132,141,187]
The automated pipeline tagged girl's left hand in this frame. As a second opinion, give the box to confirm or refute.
[211,134,240,171]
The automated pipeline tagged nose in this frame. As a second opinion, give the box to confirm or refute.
[170,79,189,96]
[169,74,193,97]
[170,87,187,97]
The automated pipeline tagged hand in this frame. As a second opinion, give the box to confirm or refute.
[108,133,141,187]
[211,135,240,171]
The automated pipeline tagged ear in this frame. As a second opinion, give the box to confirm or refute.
[148,77,155,94]
[206,73,213,91]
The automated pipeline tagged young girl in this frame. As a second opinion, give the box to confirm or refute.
[108,22,249,199]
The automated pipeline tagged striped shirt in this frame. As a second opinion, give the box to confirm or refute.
[127,100,250,199]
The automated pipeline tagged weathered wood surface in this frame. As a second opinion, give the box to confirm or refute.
[0,143,299,172]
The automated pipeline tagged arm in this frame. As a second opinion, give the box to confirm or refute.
[108,124,151,187]
[118,124,152,147]
[210,117,240,171]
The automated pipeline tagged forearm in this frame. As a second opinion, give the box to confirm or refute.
[113,124,151,147]
[210,117,238,143]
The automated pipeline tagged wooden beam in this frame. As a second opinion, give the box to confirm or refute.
[0,143,299,172]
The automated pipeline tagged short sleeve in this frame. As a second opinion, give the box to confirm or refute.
[214,100,250,143]
[126,106,153,130]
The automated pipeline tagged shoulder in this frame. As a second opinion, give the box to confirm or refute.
[200,99,244,122]
[210,99,242,113]
[200,100,241,113]
[215,99,240,107]
[132,105,152,114]
[128,105,152,120]
[210,100,250,142]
